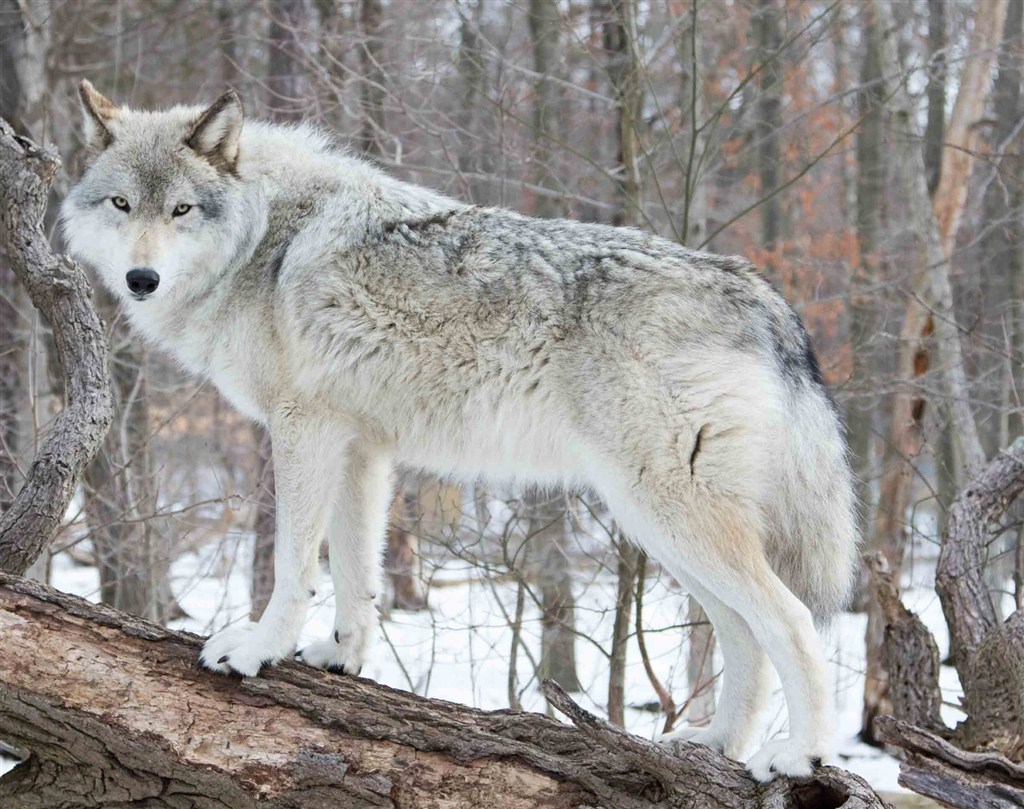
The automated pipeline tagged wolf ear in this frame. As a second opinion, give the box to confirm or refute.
[185,90,243,173]
[78,80,119,153]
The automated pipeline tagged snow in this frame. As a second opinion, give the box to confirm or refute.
[4,532,1001,794]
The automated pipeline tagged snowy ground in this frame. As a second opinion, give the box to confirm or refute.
[1,536,984,796]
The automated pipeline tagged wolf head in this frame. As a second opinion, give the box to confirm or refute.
[62,81,252,307]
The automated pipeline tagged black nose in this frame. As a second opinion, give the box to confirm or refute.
[126,268,160,296]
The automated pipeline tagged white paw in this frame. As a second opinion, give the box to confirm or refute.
[746,738,824,782]
[658,725,737,758]
[200,621,296,677]
[296,625,371,676]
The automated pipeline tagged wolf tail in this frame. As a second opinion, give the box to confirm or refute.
[766,381,860,627]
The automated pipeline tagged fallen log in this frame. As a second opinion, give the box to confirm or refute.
[0,573,887,808]
[874,718,1024,809]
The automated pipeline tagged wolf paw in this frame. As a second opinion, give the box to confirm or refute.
[658,726,738,759]
[296,627,369,677]
[200,621,294,677]
[746,739,824,782]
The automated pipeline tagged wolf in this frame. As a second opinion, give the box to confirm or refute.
[62,81,858,780]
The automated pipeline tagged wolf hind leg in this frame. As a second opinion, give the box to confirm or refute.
[659,576,772,760]
[610,488,831,782]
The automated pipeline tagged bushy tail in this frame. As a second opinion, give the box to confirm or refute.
[766,384,860,627]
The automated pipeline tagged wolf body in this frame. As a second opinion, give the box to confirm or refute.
[62,83,858,780]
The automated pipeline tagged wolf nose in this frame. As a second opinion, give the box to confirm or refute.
[126,268,160,296]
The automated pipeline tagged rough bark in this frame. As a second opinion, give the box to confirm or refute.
[936,437,1024,756]
[0,573,889,809]
[863,552,945,734]
[874,718,1024,809]
[0,120,113,575]
[870,440,1024,805]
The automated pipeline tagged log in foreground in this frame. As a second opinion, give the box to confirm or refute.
[0,574,886,808]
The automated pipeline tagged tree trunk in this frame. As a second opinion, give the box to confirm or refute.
[384,486,427,613]
[528,0,564,219]
[608,534,639,727]
[753,0,787,275]
[0,121,113,576]
[868,439,1024,805]
[861,0,1008,741]
[848,4,887,558]
[923,0,946,197]
[0,574,887,808]
[266,0,306,122]
[981,0,1024,452]
[602,0,643,228]
[455,0,489,204]
[525,488,581,694]
[358,0,385,158]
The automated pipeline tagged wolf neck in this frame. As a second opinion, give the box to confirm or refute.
[137,119,462,403]
[238,120,461,235]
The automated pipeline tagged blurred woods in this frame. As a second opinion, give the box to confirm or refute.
[0,0,1021,745]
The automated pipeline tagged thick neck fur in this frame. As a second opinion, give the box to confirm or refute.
[119,116,461,384]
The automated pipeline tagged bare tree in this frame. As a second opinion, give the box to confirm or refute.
[862,0,1009,740]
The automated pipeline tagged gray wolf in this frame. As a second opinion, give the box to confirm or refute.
[62,81,858,781]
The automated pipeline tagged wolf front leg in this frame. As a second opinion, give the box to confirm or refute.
[201,409,350,677]
[298,444,393,675]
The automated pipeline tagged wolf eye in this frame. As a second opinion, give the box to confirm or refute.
[111,196,130,212]
[172,203,193,217]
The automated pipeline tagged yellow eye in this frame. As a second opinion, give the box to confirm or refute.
[111,196,130,212]
[172,203,192,217]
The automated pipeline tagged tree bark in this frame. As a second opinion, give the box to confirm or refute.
[0,120,113,575]
[874,717,1024,809]
[935,437,1024,757]
[0,573,888,809]
[869,439,1024,804]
